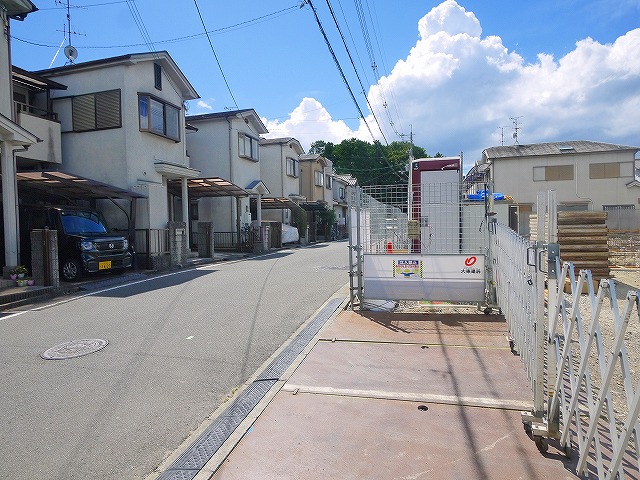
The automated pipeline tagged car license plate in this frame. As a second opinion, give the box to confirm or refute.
[98,261,112,270]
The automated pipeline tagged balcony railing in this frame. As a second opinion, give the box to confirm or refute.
[13,101,58,122]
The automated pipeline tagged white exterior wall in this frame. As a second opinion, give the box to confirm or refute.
[16,112,62,164]
[46,60,191,229]
[259,144,282,195]
[187,115,263,232]
[333,177,349,226]
[259,143,284,223]
[186,120,231,179]
[50,62,187,188]
[259,141,303,224]
[493,150,639,210]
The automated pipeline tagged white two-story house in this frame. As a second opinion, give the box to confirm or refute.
[259,137,305,225]
[481,140,640,233]
[34,52,200,243]
[186,109,269,240]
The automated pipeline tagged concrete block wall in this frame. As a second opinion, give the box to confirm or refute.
[30,229,59,288]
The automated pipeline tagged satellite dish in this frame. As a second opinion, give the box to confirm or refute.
[64,45,78,62]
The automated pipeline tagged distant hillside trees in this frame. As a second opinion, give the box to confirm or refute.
[308,138,436,186]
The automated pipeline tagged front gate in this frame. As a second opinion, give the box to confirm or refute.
[348,180,497,309]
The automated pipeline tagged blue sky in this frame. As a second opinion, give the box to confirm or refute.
[9,0,640,168]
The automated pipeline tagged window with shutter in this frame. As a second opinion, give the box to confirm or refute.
[71,89,121,132]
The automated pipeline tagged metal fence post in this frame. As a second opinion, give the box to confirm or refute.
[532,193,547,417]
[355,186,363,308]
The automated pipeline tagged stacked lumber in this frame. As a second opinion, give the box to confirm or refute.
[528,214,548,242]
[557,211,610,279]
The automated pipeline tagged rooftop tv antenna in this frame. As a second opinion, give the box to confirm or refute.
[510,116,523,144]
[60,0,81,63]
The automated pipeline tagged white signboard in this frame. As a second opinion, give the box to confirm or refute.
[363,253,485,302]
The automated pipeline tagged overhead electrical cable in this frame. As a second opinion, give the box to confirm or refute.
[365,0,405,137]
[13,5,300,49]
[42,1,129,10]
[303,0,406,180]
[335,0,372,88]
[125,0,157,55]
[192,0,239,110]
[303,0,376,143]
[322,0,388,145]
[355,0,405,140]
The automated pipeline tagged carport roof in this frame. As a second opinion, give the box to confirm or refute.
[15,170,146,200]
[167,177,248,198]
[255,196,305,213]
[299,200,328,211]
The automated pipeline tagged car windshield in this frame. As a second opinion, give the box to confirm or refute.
[61,210,109,234]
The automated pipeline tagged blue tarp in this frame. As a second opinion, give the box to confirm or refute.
[467,190,505,201]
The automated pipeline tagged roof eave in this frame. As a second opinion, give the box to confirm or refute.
[5,0,38,19]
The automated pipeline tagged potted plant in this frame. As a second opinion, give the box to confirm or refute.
[15,265,27,279]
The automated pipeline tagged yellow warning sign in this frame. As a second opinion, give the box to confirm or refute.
[393,259,423,278]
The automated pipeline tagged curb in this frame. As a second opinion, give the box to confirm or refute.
[147,287,350,480]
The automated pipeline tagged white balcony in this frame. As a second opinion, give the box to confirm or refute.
[16,110,62,164]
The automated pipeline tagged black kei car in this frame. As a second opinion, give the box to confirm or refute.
[19,205,133,282]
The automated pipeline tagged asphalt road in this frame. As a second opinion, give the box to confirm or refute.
[0,241,350,479]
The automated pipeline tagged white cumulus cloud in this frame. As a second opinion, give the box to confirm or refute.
[263,1,640,167]
[262,97,370,148]
[196,100,214,111]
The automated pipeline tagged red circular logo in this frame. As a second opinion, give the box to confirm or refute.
[464,256,477,267]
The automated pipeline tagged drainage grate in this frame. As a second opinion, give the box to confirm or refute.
[256,297,344,381]
[41,339,109,360]
[157,297,344,480]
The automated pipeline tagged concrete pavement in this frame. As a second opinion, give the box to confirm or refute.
[196,307,581,480]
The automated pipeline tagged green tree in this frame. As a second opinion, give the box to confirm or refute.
[309,138,430,186]
[308,140,333,156]
[318,206,336,226]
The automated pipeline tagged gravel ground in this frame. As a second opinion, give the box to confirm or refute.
[394,268,640,443]
[581,268,640,429]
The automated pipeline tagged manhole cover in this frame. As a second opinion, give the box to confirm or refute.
[41,339,109,360]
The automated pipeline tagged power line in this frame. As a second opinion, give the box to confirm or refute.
[125,0,156,54]
[41,1,129,10]
[192,0,239,110]
[356,0,405,140]
[303,0,375,142]
[322,0,388,144]
[303,0,406,181]
[13,5,301,50]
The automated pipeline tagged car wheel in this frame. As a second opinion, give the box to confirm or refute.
[61,258,82,282]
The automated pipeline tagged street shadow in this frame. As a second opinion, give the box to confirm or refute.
[303,243,330,249]
[89,269,218,298]
[247,251,293,261]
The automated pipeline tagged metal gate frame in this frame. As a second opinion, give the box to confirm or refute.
[495,190,640,478]
[347,182,498,310]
